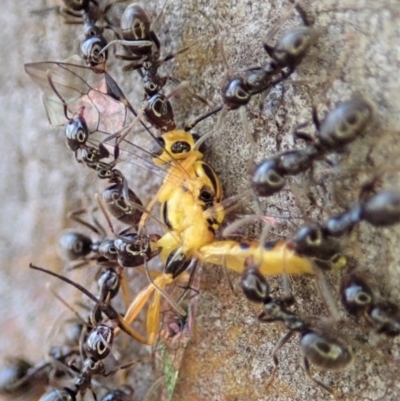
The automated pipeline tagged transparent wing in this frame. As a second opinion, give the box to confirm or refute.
[25,55,130,137]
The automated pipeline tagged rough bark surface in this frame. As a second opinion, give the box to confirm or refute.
[1,1,400,401]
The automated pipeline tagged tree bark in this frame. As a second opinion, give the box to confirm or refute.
[1,0,400,400]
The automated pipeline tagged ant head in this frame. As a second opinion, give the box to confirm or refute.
[369,301,400,337]
[341,274,374,317]
[64,115,89,152]
[221,77,251,110]
[81,35,108,69]
[114,234,161,268]
[251,159,285,197]
[241,264,270,303]
[291,223,341,262]
[144,93,176,133]
[97,268,120,301]
[102,184,144,227]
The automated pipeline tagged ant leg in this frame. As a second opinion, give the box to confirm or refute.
[95,194,117,236]
[89,387,99,401]
[266,331,294,388]
[30,263,148,344]
[60,7,83,21]
[142,376,165,401]
[221,255,236,295]
[312,105,321,131]
[168,76,214,108]
[47,284,88,326]
[288,0,313,26]
[68,208,103,236]
[313,265,342,322]
[66,258,99,271]
[239,106,257,164]
[151,0,169,31]
[122,60,145,72]
[119,269,131,312]
[103,358,147,377]
[301,357,339,398]
[184,105,223,131]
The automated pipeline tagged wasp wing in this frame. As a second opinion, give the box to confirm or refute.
[25,55,130,138]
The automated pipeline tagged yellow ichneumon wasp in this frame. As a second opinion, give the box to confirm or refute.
[111,124,346,345]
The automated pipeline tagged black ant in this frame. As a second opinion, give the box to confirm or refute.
[25,58,174,226]
[59,0,131,70]
[341,273,400,337]
[0,318,84,397]
[185,2,316,131]
[290,190,400,261]
[99,3,193,97]
[58,207,161,270]
[241,266,352,397]
[29,263,147,400]
[251,96,374,197]
[0,358,36,395]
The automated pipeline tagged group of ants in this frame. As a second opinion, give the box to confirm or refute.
[1,0,400,400]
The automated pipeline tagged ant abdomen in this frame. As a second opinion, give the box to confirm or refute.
[300,331,353,370]
[58,231,93,261]
[318,98,374,150]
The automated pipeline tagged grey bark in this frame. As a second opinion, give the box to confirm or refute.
[1,0,400,400]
